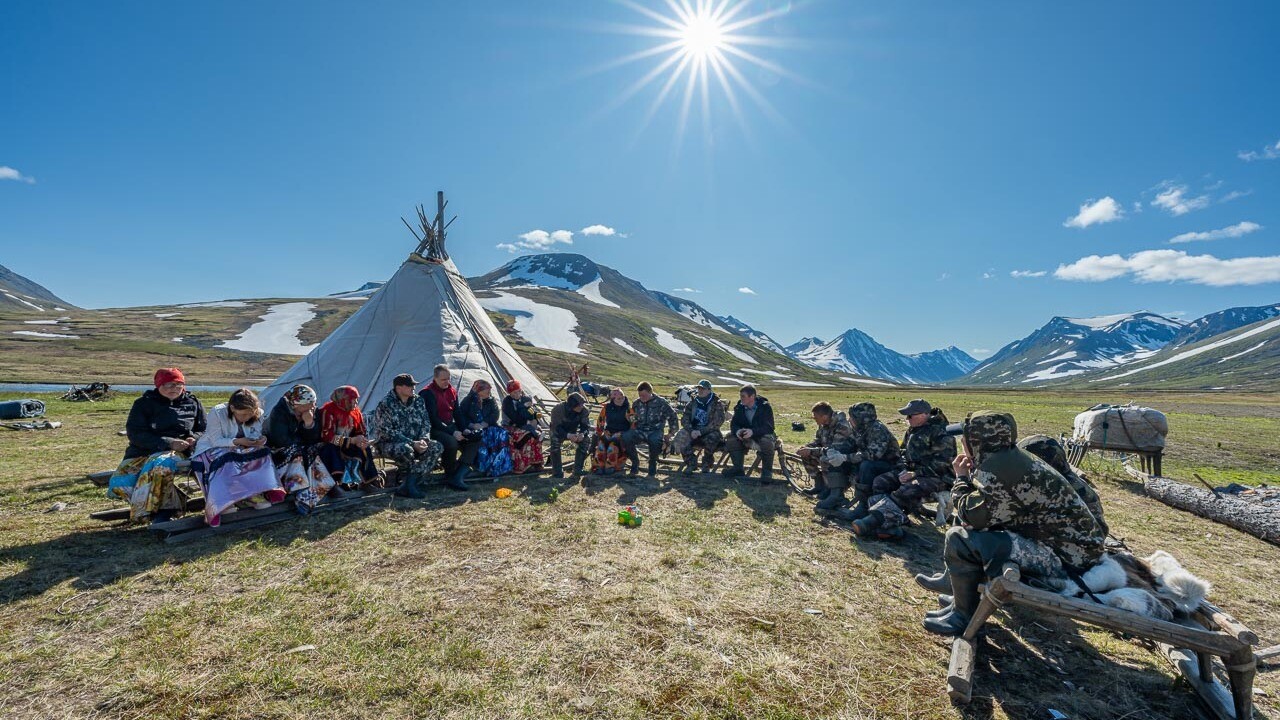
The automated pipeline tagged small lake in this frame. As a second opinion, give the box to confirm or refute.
[0,383,265,394]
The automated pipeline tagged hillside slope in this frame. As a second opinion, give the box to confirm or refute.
[0,263,77,312]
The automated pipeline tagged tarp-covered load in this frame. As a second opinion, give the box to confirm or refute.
[0,399,45,420]
[1072,403,1168,452]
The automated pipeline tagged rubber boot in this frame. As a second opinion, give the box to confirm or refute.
[680,455,696,477]
[571,455,586,478]
[840,486,872,521]
[721,450,745,479]
[915,569,952,594]
[396,470,426,498]
[813,481,849,516]
[759,454,774,482]
[921,568,980,636]
[922,533,986,636]
[551,452,565,479]
[926,600,954,618]
[445,464,470,491]
[700,453,714,475]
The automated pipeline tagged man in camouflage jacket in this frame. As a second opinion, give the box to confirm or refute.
[842,399,957,538]
[670,380,726,474]
[796,402,858,512]
[924,411,1108,636]
[624,381,679,478]
[836,402,902,519]
[371,375,444,498]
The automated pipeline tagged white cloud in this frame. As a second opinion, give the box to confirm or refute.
[1169,221,1262,244]
[1151,183,1209,216]
[1055,249,1280,286]
[672,287,702,293]
[0,166,35,184]
[1064,196,1124,228]
[1010,270,1047,278]
[937,272,951,281]
[581,224,617,236]
[1238,139,1280,162]
[738,287,757,295]
[1220,189,1252,203]
[971,348,990,355]
[982,271,994,280]
[496,228,576,253]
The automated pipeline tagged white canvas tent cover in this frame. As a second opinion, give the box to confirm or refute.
[1071,403,1168,452]
[260,254,558,414]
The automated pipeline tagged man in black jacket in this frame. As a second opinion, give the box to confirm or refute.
[420,364,464,479]
[548,392,593,478]
[723,385,776,481]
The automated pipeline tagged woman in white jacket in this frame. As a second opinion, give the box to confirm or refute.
[192,388,286,526]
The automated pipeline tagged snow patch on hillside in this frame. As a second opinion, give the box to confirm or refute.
[577,278,620,308]
[219,302,319,355]
[613,338,649,357]
[13,330,78,338]
[477,292,582,354]
[4,293,44,311]
[694,334,758,364]
[653,327,697,356]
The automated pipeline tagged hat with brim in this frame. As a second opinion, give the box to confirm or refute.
[898,399,932,416]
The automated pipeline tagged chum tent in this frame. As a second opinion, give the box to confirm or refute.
[259,196,558,414]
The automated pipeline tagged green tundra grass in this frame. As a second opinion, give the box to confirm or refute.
[1,388,1277,719]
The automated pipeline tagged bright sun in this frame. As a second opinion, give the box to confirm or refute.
[592,0,798,145]
[679,14,726,57]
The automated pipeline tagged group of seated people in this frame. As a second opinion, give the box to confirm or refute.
[105,367,790,525]
[111,365,1185,636]
[785,397,1118,636]
[106,364,550,526]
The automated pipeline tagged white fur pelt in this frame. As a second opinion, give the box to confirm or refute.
[1058,550,1210,620]
[934,490,953,526]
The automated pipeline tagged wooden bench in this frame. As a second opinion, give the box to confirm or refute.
[947,564,1258,719]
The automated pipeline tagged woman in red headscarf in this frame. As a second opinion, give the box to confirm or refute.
[107,367,208,524]
[318,386,384,493]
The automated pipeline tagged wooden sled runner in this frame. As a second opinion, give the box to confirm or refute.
[947,564,1258,720]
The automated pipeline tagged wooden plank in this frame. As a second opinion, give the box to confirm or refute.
[1159,643,1240,720]
[946,637,975,704]
[1001,581,1243,656]
[161,488,398,544]
[1256,645,1280,664]
[1196,601,1260,647]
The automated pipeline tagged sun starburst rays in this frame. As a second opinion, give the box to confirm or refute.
[593,0,797,149]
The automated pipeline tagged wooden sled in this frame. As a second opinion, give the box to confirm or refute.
[1067,439,1163,477]
[947,564,1258,720]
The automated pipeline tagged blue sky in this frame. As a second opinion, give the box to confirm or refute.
[2,1,1278,358]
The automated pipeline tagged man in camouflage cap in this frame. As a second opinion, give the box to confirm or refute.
[839,399,959,538]
[827,402,901,520]
[670,380,726,476]
[795,401,857,512]
[1018,434,1109,536]
[924,411,1107,636]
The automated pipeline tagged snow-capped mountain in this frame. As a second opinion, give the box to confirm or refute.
[465,253,845,385]
[789,328,979,384]
[961,312,1185,385]
[650,291,732,332]
[329,281,386,300]
[1087,313,1280,390]
[786,337,826,356]
[717,315,789,355]
[1171,303,1280,348]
